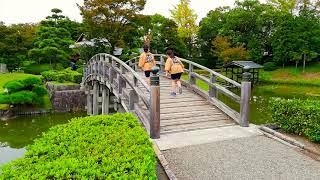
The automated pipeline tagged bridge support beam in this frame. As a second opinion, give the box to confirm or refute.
[102,86,110,115]
[150,67,160,139]
[93,81,99,116]
[240,67,251,127]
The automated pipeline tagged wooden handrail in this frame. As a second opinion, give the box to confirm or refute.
[83,53,151,108]
[126,54,250,125]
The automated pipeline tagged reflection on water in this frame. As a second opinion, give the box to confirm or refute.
[0,112,87,168]
[218,85,320,125]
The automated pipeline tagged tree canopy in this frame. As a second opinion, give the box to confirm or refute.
[78,0,146,49]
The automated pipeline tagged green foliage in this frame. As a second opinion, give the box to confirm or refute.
[32,86,48,96]
[20,77,42,87]
[0,113,157,179]
[41,68,82,83]
[28,26,74,66]
[79,0,146,48]
[3,77,42,93]
[0,23,36,70]
[198,0,320,68]
[41,70,56,81]
[263,62,278,71]
[24,63,53,75]
[270,98,320,142]
[0,94,11,104]
[0,76,46,106]
[148,14,188,57]
[170,0,198,56]
[3,81,25,93]
[9,91,36,105]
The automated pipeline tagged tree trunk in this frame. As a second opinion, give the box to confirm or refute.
[303,54,306,73]
[295,61,298,69]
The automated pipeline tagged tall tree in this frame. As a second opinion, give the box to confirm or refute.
[212,36,249,65]
[41,8,82,40]
[170,0,198,57]
[0,23,37,70]
[78,0,146,49]
[198,7,229,61]
[146,14,187,57]
[28,27,74,67]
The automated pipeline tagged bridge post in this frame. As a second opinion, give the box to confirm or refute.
[240,66,251,127]
[135,57,139,71]
[160,55,165,73]
[209,74,218,98]
[150,67,161,139]
[102,86,109,114]
[189,64,196,85]
[93,81,99,115]
[86,84,93,116]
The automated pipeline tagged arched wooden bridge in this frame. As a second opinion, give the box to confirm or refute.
[82,53,251,139]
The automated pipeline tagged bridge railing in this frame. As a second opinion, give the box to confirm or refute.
[126,54,251,127]
[83,53,152,121]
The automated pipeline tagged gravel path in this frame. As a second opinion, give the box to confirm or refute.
[163,136,320,180]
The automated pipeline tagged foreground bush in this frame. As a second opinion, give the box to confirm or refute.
[0,113,157,179]
[270,98,320,142]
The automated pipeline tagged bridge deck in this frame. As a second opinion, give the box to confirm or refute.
[132,73,236,135]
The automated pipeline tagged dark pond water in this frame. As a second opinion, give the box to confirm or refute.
[0,112,87,168]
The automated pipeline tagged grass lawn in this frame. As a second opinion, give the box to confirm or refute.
[182,74,209,91]
[260,62,320,86]
[49,81,78,86]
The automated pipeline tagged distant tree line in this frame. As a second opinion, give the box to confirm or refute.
[1,0,320,71]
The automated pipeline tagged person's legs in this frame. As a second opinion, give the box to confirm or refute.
[170,74,177,96]
[176,73,182,94]
[145,71,151,86]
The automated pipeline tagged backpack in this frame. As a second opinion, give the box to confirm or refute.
[145,53,154,63]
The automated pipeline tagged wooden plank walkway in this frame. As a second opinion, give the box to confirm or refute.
[134,73,236,135]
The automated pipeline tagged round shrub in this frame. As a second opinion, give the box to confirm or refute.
[0,113,156,179]
[32,86,48,96]
[0,94,11,104]
[41,70,56,81]
[3,80,25,93]
[9,91,36,105]
[263,62,278,71]
[20,77,42,87]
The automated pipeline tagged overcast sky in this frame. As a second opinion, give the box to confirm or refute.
[0,0,261,25]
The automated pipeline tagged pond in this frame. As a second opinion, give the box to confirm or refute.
[219,84,320,125]
[0,112,87,168]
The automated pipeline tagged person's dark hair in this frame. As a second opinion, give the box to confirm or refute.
[143,45,149,53]
[166,49,174,58]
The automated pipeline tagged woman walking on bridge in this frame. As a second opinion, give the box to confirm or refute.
[138,45,156,85]
[165,49,184,96]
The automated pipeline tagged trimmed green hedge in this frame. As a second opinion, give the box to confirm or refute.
[0,77,47,106]
[4,77,42,93]
[41,68,82,83]
[0,113,157,179]
[270,98,320,142]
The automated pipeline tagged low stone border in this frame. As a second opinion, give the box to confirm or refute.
[260,126,320,159]
[152,140,178,180]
